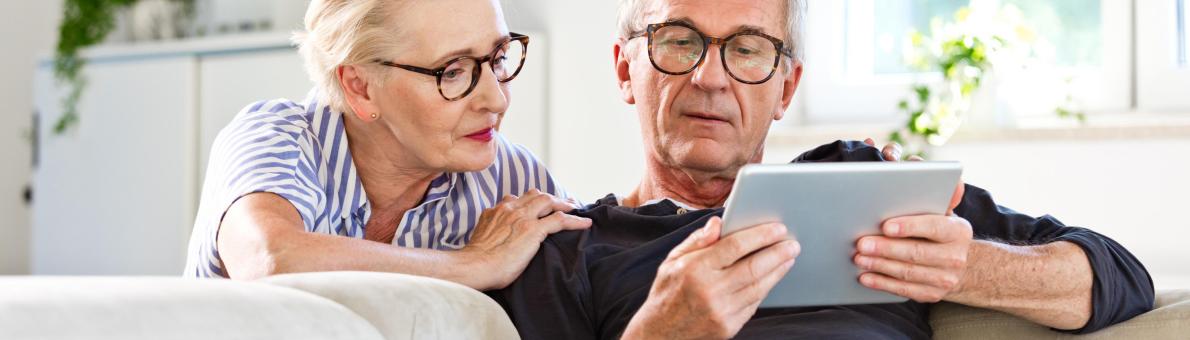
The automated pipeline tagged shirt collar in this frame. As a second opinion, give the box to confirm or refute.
[305,90,370,223]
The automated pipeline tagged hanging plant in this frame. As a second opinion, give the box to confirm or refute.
[54,0,139,134]
[53,0,195,135]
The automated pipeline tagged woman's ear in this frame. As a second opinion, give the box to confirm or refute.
[614,40,636,105]
[338,65,382,121]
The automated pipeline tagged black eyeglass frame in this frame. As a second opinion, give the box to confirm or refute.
[373,32,530,101]
[629,21,794,85]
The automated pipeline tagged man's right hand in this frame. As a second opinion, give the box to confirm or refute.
[621,217,800,340]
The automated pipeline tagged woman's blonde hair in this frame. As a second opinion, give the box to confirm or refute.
[293,0,404,115]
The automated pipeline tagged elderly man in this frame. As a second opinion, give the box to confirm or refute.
[487,0,1153,338]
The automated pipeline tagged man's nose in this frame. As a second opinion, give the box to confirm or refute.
[691,44,730,91]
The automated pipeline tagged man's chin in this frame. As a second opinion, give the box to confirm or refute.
[665,142,746,177]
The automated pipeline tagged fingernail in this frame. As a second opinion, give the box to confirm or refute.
[860,239,875,253]
[856,256,871,268]
[886,223,900,236]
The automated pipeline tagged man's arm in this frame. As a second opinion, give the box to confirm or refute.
[855,184,1153,333]
[947,240,1092,329]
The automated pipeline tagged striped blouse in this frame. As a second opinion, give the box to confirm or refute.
[184,91,571,278]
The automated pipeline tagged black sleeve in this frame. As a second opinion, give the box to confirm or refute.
[955,184,1155,334]
[794,140,1155,333]
[485,232,598,340]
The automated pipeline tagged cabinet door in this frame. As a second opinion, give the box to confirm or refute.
[32,57,198,275]
[197,49,310,182]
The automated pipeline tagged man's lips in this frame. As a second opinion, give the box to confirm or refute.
[465,127,494,141]
[682,112,732,124]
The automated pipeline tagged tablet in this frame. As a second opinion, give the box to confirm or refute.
[720,161,962,308]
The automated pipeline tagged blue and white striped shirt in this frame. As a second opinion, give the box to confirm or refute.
[184,91,571,278]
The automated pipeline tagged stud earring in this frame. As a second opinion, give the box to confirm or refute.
[370,113,378,119]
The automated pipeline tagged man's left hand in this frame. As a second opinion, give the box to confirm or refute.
[853,145,972,303]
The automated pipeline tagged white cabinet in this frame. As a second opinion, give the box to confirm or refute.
[33,57,199,275]
[197,50,310,179]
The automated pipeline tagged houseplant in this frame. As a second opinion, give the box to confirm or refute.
[889,3,1085,158]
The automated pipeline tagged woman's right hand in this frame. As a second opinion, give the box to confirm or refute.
[459,189,592,290]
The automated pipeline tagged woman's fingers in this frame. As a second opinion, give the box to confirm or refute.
[538,211,593,234]
[516,190,577,219]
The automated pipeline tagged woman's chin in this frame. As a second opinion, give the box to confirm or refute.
[446,150,497,172]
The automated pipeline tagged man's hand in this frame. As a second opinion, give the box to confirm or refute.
[854,183,972,302]
[621,217,800,340]
[864,138,924,162]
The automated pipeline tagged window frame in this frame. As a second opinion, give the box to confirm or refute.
[1136,0,1190,111]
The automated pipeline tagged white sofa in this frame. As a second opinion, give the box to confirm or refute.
[1,272,1186,339]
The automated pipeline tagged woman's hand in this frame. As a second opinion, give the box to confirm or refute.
[459,189,592,290]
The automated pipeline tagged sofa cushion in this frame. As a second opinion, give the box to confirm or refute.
[930,289,1190,339]
[261,271,518,340]
[0,277,385,340]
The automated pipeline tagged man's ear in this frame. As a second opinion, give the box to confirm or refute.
[614,40,636,105]
[775,61,804,121]
[338,65,382,121]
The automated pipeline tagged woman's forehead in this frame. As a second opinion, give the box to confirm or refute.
[389,0,509,63]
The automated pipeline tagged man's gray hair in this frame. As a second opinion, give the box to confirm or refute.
[616,0,805,64]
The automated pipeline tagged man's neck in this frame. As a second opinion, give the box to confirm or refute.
[623,159,738,210]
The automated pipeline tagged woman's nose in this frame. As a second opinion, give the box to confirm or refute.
[469,64,511,114]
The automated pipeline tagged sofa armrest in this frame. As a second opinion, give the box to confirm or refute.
[930,289,1190,339]
[260,271,518,340]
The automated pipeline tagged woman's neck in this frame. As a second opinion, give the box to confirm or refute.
[343,115,441,213]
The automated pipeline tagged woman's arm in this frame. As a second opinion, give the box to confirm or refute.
[217,191,590,290]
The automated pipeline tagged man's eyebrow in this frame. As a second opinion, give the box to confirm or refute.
[664,17,772,36]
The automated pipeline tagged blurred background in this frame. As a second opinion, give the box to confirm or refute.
[0,0,1186,289]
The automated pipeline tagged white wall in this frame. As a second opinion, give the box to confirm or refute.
[501,0,646,202]
[0,1,61,274]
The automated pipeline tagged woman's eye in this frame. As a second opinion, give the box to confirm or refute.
[443,69,465,80]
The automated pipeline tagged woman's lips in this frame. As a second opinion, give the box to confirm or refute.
[465,128,494,142]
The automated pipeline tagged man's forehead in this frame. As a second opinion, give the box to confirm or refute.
[643,0,783,36]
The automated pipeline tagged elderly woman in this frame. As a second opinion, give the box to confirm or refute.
[183,0,589,291]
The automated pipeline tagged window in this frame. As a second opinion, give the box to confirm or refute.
[799,0,1133,124]
[847,0,1102,75]
[1137,0,1190,110]
[1179,0,1188,67]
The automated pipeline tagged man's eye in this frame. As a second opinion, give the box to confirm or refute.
[734,47,757,55]
[661,38,694,47]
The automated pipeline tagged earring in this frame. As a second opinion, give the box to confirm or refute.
[370,113,378,120]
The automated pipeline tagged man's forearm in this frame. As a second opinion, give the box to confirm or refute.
[945,240,1093,330]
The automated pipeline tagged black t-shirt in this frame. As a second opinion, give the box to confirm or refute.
[487,141,1154,339]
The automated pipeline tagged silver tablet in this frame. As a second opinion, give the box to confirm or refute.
[720,161,963,308]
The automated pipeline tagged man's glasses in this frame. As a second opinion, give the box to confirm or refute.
[629,22,793,85]
[374,33,529,101]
